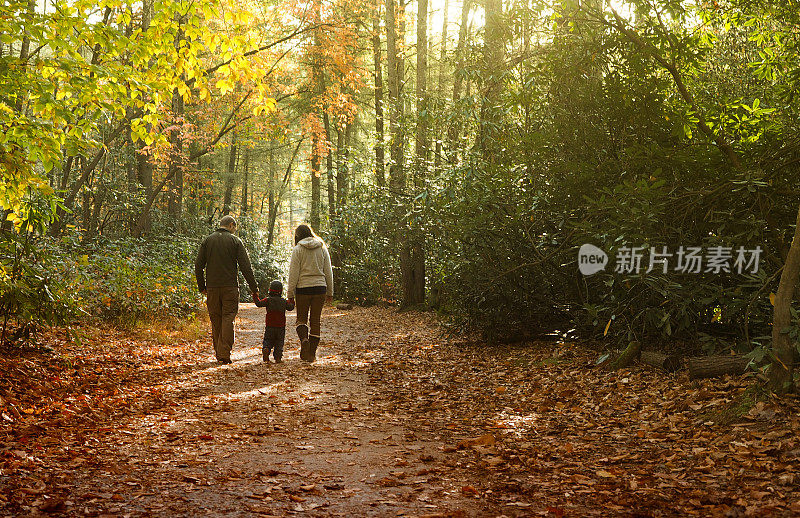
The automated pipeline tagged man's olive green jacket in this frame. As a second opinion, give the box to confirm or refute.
[195,228,258,293]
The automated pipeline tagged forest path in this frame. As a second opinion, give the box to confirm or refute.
[4,305,800,517]
[44,305,506,517]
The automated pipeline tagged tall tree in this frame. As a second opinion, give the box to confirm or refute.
[385,0,405,189]
[770,205,800,393]
[401,0,429,305]
[240,148,250,214]
[223,132,237,215]
[434,0,449,168]
[476,0,504,160]
[309,0,324,230]
[324,112,337,218]
[372,1,386,187]
[447,0,472,158]
[415,0,429,167]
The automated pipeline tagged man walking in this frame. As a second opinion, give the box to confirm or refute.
[195,215,259,364]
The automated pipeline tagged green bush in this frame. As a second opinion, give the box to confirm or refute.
[55,234,201,324]
[326,187,400,305]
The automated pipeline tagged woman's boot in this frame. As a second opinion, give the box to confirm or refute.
[308,336,320,362]
[297,324,311,362]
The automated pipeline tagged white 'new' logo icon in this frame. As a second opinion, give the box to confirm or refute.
[578,244,608,276]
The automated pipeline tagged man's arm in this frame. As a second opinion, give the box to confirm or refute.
[236,238,259,294]
[195,239,208,292]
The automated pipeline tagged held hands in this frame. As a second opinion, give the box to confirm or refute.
[326,295,333,304]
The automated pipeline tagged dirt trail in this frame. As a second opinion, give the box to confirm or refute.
[52,305,500,517]
[7,305,800,517]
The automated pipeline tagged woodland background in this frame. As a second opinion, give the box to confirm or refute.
[2,0,800,386]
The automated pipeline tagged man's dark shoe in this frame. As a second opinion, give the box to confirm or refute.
[220,359,232,365]
[274,358,283,364]
[309,336,320,363]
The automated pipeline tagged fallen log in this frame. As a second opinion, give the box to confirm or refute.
[609,341,641,370]
[688,356,750,380]
[640,351,682,372]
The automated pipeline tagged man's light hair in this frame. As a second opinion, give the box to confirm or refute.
[220,215,237,229]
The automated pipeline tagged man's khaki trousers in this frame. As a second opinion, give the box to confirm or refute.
[206,286,240,361]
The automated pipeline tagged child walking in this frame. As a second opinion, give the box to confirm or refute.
[254,280,295,363]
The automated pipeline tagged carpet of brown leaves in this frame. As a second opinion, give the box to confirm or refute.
[1,306,799,517]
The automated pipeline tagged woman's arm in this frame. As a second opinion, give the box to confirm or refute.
[287,245,301,298]
[323,245,333,297]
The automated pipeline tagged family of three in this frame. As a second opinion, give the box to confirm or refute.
[194,215,334,365]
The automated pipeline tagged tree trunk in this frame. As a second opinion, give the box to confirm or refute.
[640,351,682,372]
[415,0,429,169]
[403,0,429,306]
[609,341,641,370]
[386,0,405,190]
[15,0,35,112]
[267,145,277,247]
[689,356,749,380]
[86,185,105,240]
[434,0,449,170]
[309,0,323,230]
[167,87,184,221]
[336,125,345,207]
[132,0,154,234]
[447,0,472,158]
[240,148,249,214]
[311,129,321,230]
[372,4,386,187]
[223,134,237,215]
[341,121,353,205]
[136,141,153,234]
[770,204,800,393]
[476,0,504,161]
[324,112,336,218]
[167,12,186,222]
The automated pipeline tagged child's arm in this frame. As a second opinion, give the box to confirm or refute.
[253,293,267,307]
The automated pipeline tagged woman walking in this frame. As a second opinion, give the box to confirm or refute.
[287,224,333,362]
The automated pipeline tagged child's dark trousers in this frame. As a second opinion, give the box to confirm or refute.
[262,327,286,361]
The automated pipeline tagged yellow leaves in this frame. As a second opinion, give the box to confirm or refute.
[769,292,776,306]
[604,317,613,336]
[5,212,21,225]
[217,78,234,96]
[252,98,276,118]
[177,82,191,102]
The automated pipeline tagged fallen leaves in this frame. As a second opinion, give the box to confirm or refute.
[3,306,800,517]
[456,434,496,449]
[365,309,800,516]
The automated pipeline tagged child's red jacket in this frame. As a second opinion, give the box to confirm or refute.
[254,293,295,328]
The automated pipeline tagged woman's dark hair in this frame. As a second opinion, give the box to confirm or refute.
[294,224,316,245]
